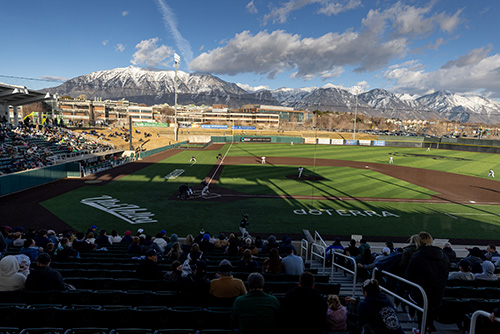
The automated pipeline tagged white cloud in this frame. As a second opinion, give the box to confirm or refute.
[190,29,406,80]
[384,48,500,97]
[191,1,463,82]
[263,0,361,25]
[102,40,108,46]
[236,83,269,92]
[40,75,68,82]
[155,0,193,65]
[115,44,125,52]
[122,11,129,16]
[131,38,174,67]
[246,1,258,14]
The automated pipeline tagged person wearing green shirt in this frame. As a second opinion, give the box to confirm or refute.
[231,273,280,334]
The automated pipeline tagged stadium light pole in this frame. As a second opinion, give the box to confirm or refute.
[174,53,180,142]
[352,86,361,140]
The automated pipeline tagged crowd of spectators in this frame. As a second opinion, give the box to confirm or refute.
[1,226,500,333]
[0,121,114,175]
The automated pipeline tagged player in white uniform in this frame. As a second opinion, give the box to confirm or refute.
[190,155,196,162]
[389,156,393,164]
[488,169,495,178]
[261,156,266,164]
[298,166,304,178]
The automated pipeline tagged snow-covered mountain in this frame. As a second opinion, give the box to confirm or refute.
[45,66,279,108]
[45,66,500,124]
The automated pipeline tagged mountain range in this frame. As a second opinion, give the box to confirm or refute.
[44,66,500,124]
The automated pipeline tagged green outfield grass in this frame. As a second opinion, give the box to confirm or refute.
[41,143,500,241]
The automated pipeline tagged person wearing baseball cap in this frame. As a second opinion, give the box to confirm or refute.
[136,249,162,280]
[209,259,246,299]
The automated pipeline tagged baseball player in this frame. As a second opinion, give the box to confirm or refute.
[190,155,196,162]
[261,156,266,164]
[389,156,393,164]
[298,166,304,178]
[240,215,249,236]
[488,169,495,178]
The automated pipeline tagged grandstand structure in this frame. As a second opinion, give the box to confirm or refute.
[0,82,57,127]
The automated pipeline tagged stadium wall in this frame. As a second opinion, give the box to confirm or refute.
[211,135,303,143]
[138,141,188,159]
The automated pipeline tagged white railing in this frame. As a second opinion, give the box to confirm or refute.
[469,310,500,334]
[331,251,358,296]
[313,230,328,248]
[372,268,428,332]
[310,243,327,274]
[300,239,309,262]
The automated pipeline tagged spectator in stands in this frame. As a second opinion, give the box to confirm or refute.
[385,241,395,254]
[448,259,474,281]
[405,231,448,334]
[356,248,375,279]
[187,243,205,263]
[166,233,179,253]
[231,273,280,334]
[165,242,184,261]
[325,238,344,264]
[72,232,96,253]
[326,294,347,332]
[120,230,133,244]
[347,278,404,334]
[199,233,215,253]
[45,242,56,257]
[95,229,112,248]
[475,261,498,281]
[254,235,264,251]
[54,237,79,261]
[442,242,457,260]
[262,247,284,274]
[15,254,31,277]
[214,232,228,250]
[344,239,360,257]
[264,235,280,254]
[20,238,44,261]
[46,230,59,247]
[240,237,258,255]
[283,271,328,334]
[126,236,142,255]
[25,253,66,291]
[164,260,183,282]
[178,259,210,298]
[12,232,26,247]
[359,238,371,256]
[399,234,418,272]
[485,244,500,261]
[0,255,27,291]
[86,231,96,244]
[136,249,163,280]
[226,236,240,256]
[209,259,247,299]
[358,247,391,271]
[110,230,122,243]
[181,234,194,253]
[153,232,167,255]
[282,245,305,275]
[464,247,486,273]
[237,249,260,273]
[34,230,50,249]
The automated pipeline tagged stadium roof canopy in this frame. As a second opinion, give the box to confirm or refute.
[0,82,56,107]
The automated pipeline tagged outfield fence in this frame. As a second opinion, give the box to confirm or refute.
[138,141,188,159]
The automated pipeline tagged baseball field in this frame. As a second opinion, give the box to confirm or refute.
[28,142,500,243]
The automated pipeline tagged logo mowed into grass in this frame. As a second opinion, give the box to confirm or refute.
[293,208,400,217]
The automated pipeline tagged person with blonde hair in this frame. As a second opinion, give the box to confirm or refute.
[326,294,347,332]
[406,231,448,334]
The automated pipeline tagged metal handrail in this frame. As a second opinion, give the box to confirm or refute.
[300,239,309,262]
[469,310,500,334]
[331,251,358,296]
[313,230,327,248]
[372,268,428,332]
[310,243,327,274]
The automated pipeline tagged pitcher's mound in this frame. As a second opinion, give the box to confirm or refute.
[286,174,324,181]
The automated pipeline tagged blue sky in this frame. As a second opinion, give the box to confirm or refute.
[1,0,500,98]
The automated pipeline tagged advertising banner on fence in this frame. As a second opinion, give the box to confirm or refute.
[201,124,228,129]
[331,139,344,145]
[134,122,169,127]
[232,125,256,130]
[240,137,271,142]
[317,138,331,145]
[359,140,371,146]
[345,140,358,145]
[373,140,386,146]
[304,137,317,144]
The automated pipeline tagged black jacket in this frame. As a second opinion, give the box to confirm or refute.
[405,245,449,308]
[358,292,404,334]
[136,259,163,280]
[282,286,328,334]
[25,266,66,291]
